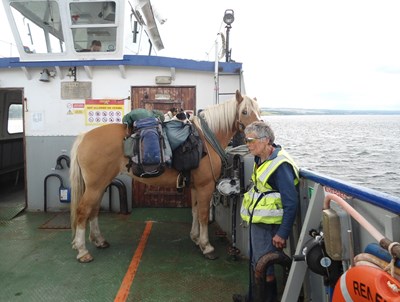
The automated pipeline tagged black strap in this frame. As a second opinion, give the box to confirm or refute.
[198,116,229,168]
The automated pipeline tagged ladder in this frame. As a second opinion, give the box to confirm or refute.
[213,39,243,104]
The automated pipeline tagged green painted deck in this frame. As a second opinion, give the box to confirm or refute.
[0,208,249,302]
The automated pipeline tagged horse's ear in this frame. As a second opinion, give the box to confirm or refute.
[235,90,244,103]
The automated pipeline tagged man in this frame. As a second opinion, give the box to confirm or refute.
[78,40,102,52]
[233,121,299,302]
[89,40,102,52]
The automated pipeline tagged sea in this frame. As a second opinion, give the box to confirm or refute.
[262,115,400,197]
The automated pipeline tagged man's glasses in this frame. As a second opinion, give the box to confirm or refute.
[245,137,265,144]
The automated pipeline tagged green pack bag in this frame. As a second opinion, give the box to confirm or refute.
[122,109,164,127]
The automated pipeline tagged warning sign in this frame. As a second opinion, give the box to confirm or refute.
[85,99,124,126]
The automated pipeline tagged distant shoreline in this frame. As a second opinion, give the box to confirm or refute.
[261,108,400,115]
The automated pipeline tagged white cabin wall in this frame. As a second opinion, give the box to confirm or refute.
[0,63,243,211]
[0,65,242,137]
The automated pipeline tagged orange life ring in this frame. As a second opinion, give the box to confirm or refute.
[332,266,400,301]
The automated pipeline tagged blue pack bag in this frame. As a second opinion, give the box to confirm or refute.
[130,117,166,177]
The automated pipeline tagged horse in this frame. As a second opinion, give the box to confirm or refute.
[70,90,261,263]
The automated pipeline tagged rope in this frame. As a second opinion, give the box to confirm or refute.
[198,115,229,169]
[384,241,400,279]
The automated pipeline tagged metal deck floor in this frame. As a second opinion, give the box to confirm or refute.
[0,208,249,302]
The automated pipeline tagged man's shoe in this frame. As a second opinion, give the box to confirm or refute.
[232,293,248,302]
[265,279,278,302]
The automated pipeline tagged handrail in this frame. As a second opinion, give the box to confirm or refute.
[107,178,129,214]
[300,168,400,214]
[43,174,64,212]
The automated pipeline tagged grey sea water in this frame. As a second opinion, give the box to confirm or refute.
[263,115,400,197]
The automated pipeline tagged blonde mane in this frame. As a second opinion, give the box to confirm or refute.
[198,95,259,133]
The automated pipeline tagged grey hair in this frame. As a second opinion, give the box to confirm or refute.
[244,121,275,144]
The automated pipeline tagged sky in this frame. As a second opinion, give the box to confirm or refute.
[2,0,400,111]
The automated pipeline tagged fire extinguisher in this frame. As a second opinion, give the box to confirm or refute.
[59,184,71,203]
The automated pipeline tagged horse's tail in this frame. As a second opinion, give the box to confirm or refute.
[70,133,85,237]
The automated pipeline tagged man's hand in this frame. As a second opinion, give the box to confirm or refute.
[272,234,286,249]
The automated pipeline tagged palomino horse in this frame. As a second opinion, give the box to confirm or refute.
[70,90,261,262]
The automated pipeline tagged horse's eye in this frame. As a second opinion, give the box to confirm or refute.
[242,109,248,115]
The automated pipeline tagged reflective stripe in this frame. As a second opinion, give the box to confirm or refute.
[255,150,300,187]
[258,155,288,182]
[240,207,283,218]
[249,191,281,201]
[339,271,353,302]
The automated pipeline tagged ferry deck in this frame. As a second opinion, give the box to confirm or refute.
[0,183,250,302]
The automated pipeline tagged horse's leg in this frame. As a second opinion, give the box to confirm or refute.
[190,188,200,245]
[195,183,218,260]
[72,226,91,262]
[89,210,110,249]
[72,188,104,262]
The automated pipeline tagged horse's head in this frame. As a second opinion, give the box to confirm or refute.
[235,90,261,131]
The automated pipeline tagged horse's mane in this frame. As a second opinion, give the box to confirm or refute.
[199,95,257,133]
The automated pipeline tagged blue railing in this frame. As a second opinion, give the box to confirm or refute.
[300,168,400,214]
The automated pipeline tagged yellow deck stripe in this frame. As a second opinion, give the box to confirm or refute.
[114,221,153,302]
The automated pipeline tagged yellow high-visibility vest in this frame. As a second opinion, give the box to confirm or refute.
[240,149,299,224]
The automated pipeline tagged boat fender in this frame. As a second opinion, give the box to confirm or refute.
[365,242,400,268]
[332,265,400,301]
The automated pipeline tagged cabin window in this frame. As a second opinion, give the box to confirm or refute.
[70,1,117,53]
[10,1,64,54]
[7,104,23,134]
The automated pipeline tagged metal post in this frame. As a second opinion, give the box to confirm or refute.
[225,24,231,62]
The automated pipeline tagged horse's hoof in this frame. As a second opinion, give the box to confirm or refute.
[204,251,218,260]
[96,241,110,249]
[78,253,94,263]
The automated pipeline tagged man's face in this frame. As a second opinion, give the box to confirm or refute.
[91,45,101,52]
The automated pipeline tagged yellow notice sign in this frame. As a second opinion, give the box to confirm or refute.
[85,99,124,125]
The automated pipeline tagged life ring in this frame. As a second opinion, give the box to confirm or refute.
[332,266,400,301]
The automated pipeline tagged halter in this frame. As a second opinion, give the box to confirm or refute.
[236,105,246,132]
[236,120,246,132]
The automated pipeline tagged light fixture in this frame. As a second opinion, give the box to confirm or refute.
[39,69,50,82]
[223,9,234,62]
[39,68,56,82]
[223,9,234,26]
[67,66,77,82]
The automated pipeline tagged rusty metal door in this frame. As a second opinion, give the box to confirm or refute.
[130,86,196,208]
